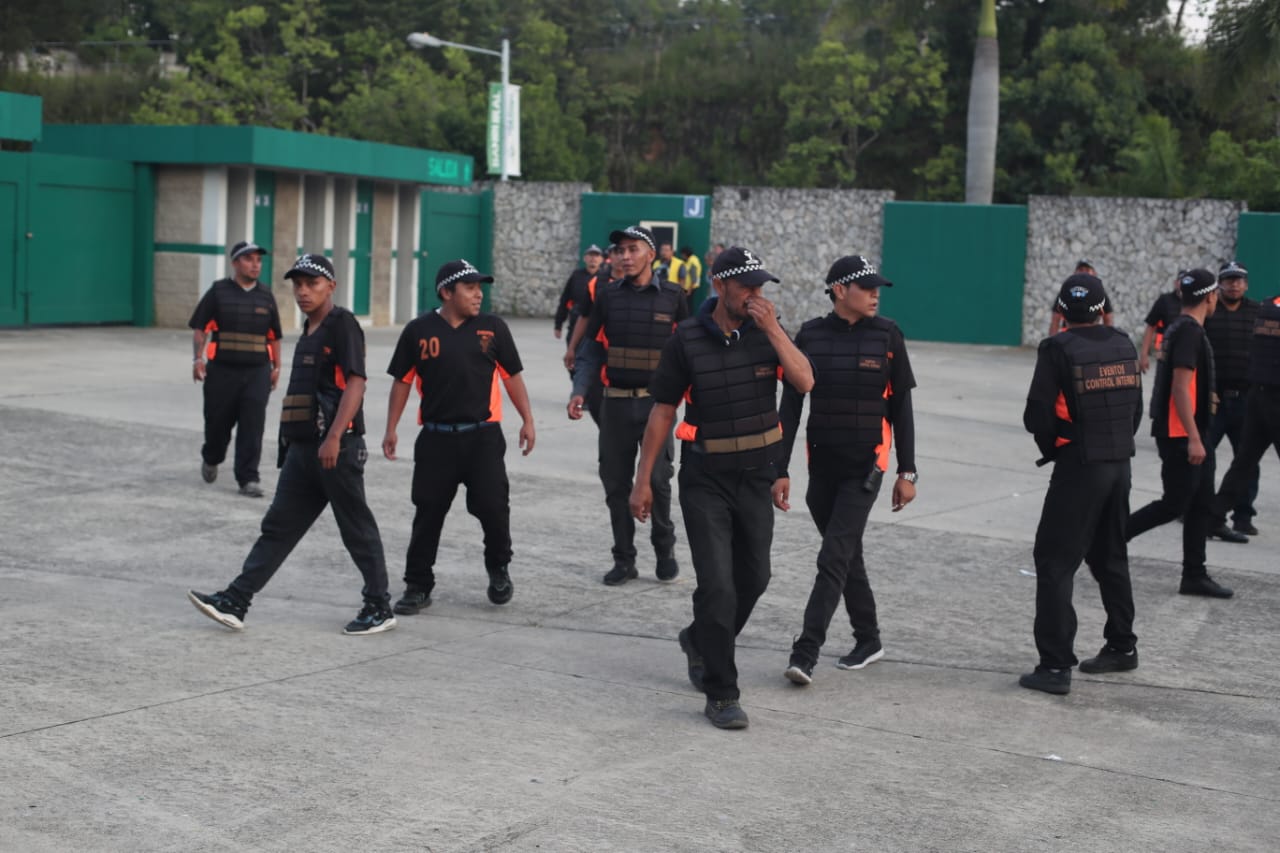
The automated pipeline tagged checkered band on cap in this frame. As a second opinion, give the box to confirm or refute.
[1219,261,1248,278]
[829,256,880,287]
[438,259,482,289]
[290,254,333,278]
[713,249,768,281]
[1057,294,1105,316]
[1182,273,1217,297]
[617,227,655,253]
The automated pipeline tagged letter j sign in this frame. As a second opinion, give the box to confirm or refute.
[683,196,707,219]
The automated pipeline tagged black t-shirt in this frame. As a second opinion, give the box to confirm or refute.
[387,311,523,424]
[1151,315,1213,438]
[1143,292,1182,333]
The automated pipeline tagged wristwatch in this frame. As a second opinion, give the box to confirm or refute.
[898,471,918,484]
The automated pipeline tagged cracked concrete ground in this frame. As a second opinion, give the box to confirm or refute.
[0,318,1276,852]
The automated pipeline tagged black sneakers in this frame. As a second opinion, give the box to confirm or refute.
[784,656,814,686]
[678,627,705,691]
[836,638,884,670]
[201,462,218,484]
[1179,575,1235,598]
[704,699,749,729]
[1233,521,1259,536]
[603,563,638,586]
[238,481,264,498]
[343,601,397,635]
[1079,645,1138,674]
[655,556,679,583]
[1019,666,1071,695]
[393,587,432,615]
[188,589,247,630]
[487,565,513,604]
[1209,524,1248,544]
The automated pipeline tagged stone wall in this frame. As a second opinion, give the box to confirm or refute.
[1023,196,1245,345]
[488,181,590,316]
[709,186,894,328]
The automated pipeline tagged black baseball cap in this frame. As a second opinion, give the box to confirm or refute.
[825,255,893,290]
[1218,260,1248,281]
[230,241,268,261]
[584,244,603,256]
[284,253,335,281]
[710,246,780,286]
[1075,259,1097,274]
[1056,274,1107,324]
[608,225,657,253]
[435,259,494,293]
[1178,268,1218,304]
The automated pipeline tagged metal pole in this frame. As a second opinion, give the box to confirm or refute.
[500,38,510,182]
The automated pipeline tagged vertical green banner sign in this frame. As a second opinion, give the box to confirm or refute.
[486,83,522,177]
[487,83,503,176]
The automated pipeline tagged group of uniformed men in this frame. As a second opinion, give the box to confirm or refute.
[183,232,1272,727]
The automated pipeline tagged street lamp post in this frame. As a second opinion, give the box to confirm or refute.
[407,31,511,182]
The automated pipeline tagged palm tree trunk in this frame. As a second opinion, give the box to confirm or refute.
[965,0,998,204]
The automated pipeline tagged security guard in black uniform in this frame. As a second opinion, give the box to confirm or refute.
[1126,269,1234,599]
[568,225,690,585]
[1212,290,1280,542]
[1138,274,1184,374]
[1020,274,1143,695]
[383,260,536,614]
[561,244,612,427]
[776,255,917,687]
[554,244,604,340]
[188,254,395,635]
[631,246,814,730]
[189,241,283,497]
[1205,261,1261,541]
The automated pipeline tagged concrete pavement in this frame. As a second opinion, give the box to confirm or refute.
[0,318,1276,852]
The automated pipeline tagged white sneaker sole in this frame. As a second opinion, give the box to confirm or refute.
[343,616,397,636]
[835,648,884,670]
[187,591,244,631]
[784,665,813,685]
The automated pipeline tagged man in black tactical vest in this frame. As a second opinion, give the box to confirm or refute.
[775,255,917,687]
[567,225,690,585]
[1020,274,1144,696]
[188,253,396,636]
[1205,261,1261,542]
[382,260,536,614]
[189,241,283,497]
[560,243,613,427]
[630,247,814,730]
[1211,290,1280,542]
[1126,269,1234,599]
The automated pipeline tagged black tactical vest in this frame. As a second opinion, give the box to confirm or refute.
[1054,328,1141,462]
[603,281,684,388]
[279,308,365,441]
[677,320,781,473]
[1206,299,1259,392]
[1248,297,1280,387]
[804,316,894,453]
[208,279,276,366]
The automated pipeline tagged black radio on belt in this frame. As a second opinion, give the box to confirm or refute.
[863,467,884,493]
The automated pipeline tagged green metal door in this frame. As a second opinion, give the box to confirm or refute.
[353,180,373,315]
[1237,213,1280,298]
[0,153,26,327]
[253,170,275,286]
[882,202,1028,345]
[419,190,494,313]
[27,153,135,325]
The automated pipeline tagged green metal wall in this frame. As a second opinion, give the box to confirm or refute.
[579,192,712,303]
[419,190,494,312]
[881,202,1028,345]
[0,151,138,327]
[1237,212,1280,298]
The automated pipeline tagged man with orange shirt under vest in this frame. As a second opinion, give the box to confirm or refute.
[567,225,690,586]
[631,246,814,730]
[1020,274,1143,696]
[189,241,283,497]
[383,260,536,614]
[1126,268,1234,599]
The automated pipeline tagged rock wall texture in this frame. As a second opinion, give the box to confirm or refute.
[708,186,895,329]
[1023,196,1245,345]
[488,181,590,317]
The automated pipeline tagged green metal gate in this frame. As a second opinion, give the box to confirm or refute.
[352,180,373,315]
[1236,213,1280,297]
[0,151,138,326]
[419,190,494,312]
[882,202,1028,345]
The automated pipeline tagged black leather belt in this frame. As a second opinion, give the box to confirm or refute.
[423,421,498,433]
